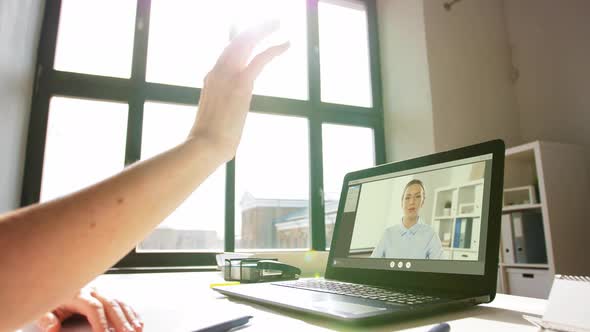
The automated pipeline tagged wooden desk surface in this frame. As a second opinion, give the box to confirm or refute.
[20,271,546,331]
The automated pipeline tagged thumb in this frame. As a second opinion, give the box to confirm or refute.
[36,312,62,332]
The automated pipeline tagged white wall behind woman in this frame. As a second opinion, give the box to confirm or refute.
[350,178,396,250]
[0,0,44,212]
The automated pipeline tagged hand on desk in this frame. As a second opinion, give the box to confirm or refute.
[35,286,143,332]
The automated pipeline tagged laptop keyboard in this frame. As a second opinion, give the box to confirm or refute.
[274,279,440,305]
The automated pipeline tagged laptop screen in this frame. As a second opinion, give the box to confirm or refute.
[330,154,493,276]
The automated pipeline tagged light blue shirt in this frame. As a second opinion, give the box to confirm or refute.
[371,218,444,259]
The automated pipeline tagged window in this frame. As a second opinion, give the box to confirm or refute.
[146,1,231,88]
[235,113,309,250]
[322,124,375,247]
[318,0,373,107]
[41,97,128,201]
[231,0,309,100]
[23,0,384,269]
[54,0,136,78]
[138,102,225,251]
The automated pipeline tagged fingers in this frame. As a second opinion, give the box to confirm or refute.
[92,291,137,332]
[73,293,110,332]
[217,20,281,70]
[243,41,290,81]
[38,287,142,332]
[36,312,61,332]
[36,306,75,332]
[116,299,143,331]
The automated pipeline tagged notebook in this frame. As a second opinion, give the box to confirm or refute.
[524,275,590,332]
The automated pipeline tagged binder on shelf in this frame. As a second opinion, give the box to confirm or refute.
[458,219,467,248]
[471,218,481,249]
[520,210,548,264]
[500,214,515,264]
[463,218,473,249]
[453,218,463,248]
[512,212,527,263]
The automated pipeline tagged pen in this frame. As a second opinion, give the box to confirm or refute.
[427,322,450,332]
[192,315,253,332]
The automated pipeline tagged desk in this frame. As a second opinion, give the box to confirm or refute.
[21,272,546,331]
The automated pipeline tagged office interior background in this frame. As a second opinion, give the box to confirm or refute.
[1,0,589,299]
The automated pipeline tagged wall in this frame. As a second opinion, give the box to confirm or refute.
[376,0,436,162]
[377,0,522,163]
[423,0,521,152]
[504,0,590,152]
[0,0,44,213]
[350,177,397,249]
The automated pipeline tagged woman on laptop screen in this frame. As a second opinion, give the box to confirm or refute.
[371,180,444,259]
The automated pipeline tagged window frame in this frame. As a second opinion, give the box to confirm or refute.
[21,0,386,270]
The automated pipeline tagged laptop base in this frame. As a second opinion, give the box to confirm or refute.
[214,280,486,323]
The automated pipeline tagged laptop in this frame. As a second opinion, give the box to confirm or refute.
[214,140,505,322]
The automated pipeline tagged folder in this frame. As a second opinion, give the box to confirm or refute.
[453,219,463,248]
[471,218,481,250]
[463,218,473,249]
[500,214,515,264]
[521,210,548,264]
[512,212,527,263]
[459,219,467,248]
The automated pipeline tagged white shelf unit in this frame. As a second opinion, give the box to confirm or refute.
[502,203,542,213]
[497,141,590,299]
[432,180,484,261]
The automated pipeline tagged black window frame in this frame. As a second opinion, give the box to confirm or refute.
[21,0,386,270]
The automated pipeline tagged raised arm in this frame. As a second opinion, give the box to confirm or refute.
[0,22,289,331]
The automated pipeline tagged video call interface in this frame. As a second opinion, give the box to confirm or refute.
[331,155,493,275]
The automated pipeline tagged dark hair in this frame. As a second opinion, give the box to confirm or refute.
[401,179,426,201]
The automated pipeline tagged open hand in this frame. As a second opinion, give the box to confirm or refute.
[35,286,143,332]
[188,20,290,161]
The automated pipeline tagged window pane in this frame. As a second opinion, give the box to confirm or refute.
[322,124,374,247]
[231,0,308,100]
[41,97,128,202]
[54,0,136,78]
[236,113,309,250]
[146,1,232,88]
[319,0,373,107]
[137,102,225,251]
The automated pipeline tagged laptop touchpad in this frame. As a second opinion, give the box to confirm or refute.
[311,300,387,317]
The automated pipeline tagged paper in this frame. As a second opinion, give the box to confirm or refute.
[542,277,590,332]
[521,276,590,332]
